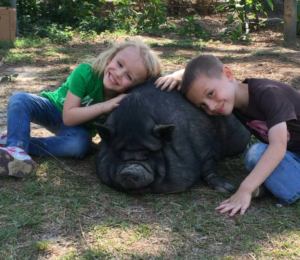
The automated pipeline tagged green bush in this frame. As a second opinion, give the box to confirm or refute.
[18,16,52,37]
[137,0,169,33]
[216,0,274,32]
[221,23,252,42]
[76,15,114,34]
[46,25,74,43]
[17,0,102,25]
[17,15,74,43]
[15,0,116,41]
[0,0,11,6]
[113,0,138,32]
[179,15,209,39]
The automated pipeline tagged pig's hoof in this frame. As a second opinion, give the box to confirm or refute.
[203,172,235,193]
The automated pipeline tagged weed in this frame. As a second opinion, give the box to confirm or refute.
[0,73,18,82]
[179,15,209,39]
[47,25,74,43]
[137,0,171,33]
[136,224,151,238]
[221,23,253,42]
[35,240,54,251]
[112,0,138,33]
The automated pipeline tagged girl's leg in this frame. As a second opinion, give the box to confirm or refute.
[245,142,300,205]
[2,93,92,178]
[29,125,92,158]
[1,93,55,178]
[7,92,92,158]
[7,93,62,152]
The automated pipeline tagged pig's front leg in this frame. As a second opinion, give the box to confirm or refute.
[202,171,235,193]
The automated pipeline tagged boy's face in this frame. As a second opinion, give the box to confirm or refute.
[186,67,235,116]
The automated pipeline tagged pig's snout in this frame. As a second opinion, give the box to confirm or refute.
[117,164,154,190]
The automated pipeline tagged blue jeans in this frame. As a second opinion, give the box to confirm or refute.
[245,142,300,205]
[7,93,92,158]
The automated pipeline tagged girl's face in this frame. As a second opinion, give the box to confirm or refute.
[103,46,148,93]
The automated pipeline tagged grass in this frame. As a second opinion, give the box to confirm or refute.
[3,50,35,64]
[146,39,208,49]
[159,53,191,65]
[13,37,49,48]
[0,31,300,259]
[3,154,299,259]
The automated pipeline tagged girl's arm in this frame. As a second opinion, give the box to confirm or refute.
[62,91,125,126]
[155,69,185,91]
[216,122,288,216]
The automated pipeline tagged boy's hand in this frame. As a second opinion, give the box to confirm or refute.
[155,69,184,92]
[101,93,126,114]
[155,75,181,91]
[215,189,252,216]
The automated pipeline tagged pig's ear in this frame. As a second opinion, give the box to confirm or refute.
[153,124,175,143]
[94,122,114,142]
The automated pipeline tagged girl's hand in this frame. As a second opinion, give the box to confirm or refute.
[215,189,252,217]
[101,93,126,114]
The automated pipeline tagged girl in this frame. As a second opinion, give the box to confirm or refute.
[0,38,161,178]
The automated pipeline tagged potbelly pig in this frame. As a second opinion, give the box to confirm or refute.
[95,80,250,194]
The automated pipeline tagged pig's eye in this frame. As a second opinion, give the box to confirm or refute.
[120,149,150,161]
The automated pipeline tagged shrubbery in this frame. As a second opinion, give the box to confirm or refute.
[0,0,209,42]
[2,0,297,42]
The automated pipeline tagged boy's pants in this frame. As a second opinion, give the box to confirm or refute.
[246,142,300,205]
[7,93,92,158]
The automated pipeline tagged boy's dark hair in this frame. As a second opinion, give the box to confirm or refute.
[181,55,224,94]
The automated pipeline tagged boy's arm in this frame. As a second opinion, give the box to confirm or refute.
[62,91,125,126]
[216,122,288,216]
[155,69,184,91]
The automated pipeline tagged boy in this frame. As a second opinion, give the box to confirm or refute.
[162,54,300,217]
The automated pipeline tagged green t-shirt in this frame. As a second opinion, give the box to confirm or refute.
[41,63,105,137]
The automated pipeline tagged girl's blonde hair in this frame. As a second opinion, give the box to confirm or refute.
[84,38,161,81]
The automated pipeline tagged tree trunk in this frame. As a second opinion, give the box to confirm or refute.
[11,0,18,36]
[11,0,16,8]
[284,0,297,47]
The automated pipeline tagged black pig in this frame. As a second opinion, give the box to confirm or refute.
[95,80,250,194]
